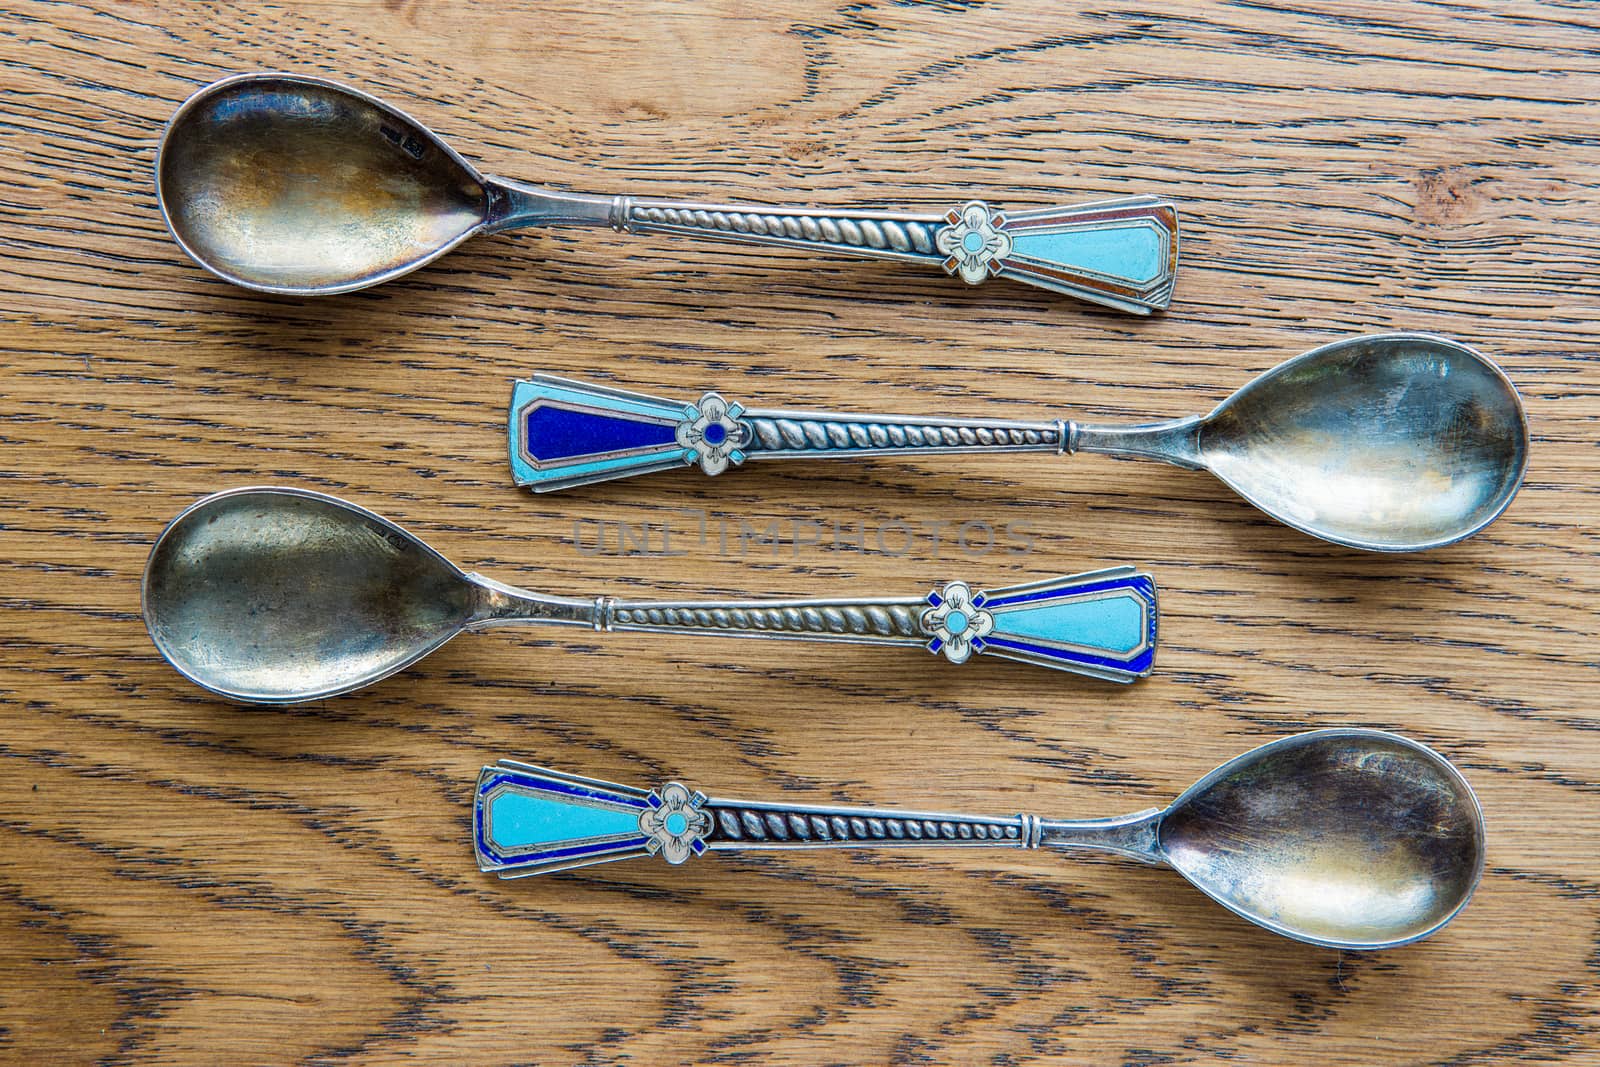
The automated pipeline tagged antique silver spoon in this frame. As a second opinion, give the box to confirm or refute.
[510,332,1529,552]
[141,486,1160,704]
[155,72,1178,311]
[476,728,1485,950]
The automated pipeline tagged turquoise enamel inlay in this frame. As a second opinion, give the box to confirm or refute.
[664,811,688,835]
[520,381,686,423]
[992,593,1145,654]
[962,231,984,253]
[511,447,685,486]
[946,610,970,634]
[1008,222,1164,284]
[489,788,641,850]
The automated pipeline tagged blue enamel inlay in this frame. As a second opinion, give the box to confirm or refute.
[991,594,1145,655]
[962,231,984,253]
[946,610,969,634]
[983,636,1155,676]
[703,422,727,445]
[476,771,654,867]
[524,405,678,462]
[489,789,642,850]
[496,834,650,867]
[664,812,688,835]
[1008,222,1164,284]
[927,590,943,607]
[982,574,1151,609]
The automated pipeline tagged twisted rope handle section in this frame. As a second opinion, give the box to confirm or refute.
[706,804,1038,848]
[605,600,925,640]
[621,201,943,258]
[740,415,1063,455]
[602,193,1179,312]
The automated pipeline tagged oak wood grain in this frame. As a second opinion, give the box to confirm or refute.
[2,0,1598,1062]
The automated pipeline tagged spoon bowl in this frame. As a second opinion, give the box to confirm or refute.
[1157,729,1485,949]
[158,74,488,294]
[142,487,475,702]
[1195,333,1529,551]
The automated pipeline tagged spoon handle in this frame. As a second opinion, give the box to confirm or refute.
[473,569,1157,683]
[626,194,1178,314]
[511,375,1066,492]
[495,185,1177,313]
[476,761,1167,878]
[474,761,1009,878]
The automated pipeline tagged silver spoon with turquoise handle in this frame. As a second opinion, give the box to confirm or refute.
[155,72,1178,311]
[476,727,1485,951]
[140,486,1158,704]
[510,332,1529,552]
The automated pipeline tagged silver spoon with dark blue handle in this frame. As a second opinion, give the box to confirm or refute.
[510,333,1529,552]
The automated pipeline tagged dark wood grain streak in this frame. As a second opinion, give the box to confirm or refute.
[2,0,1599,1062]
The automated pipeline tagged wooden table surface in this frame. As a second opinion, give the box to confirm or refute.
[4,1,1598,1063]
